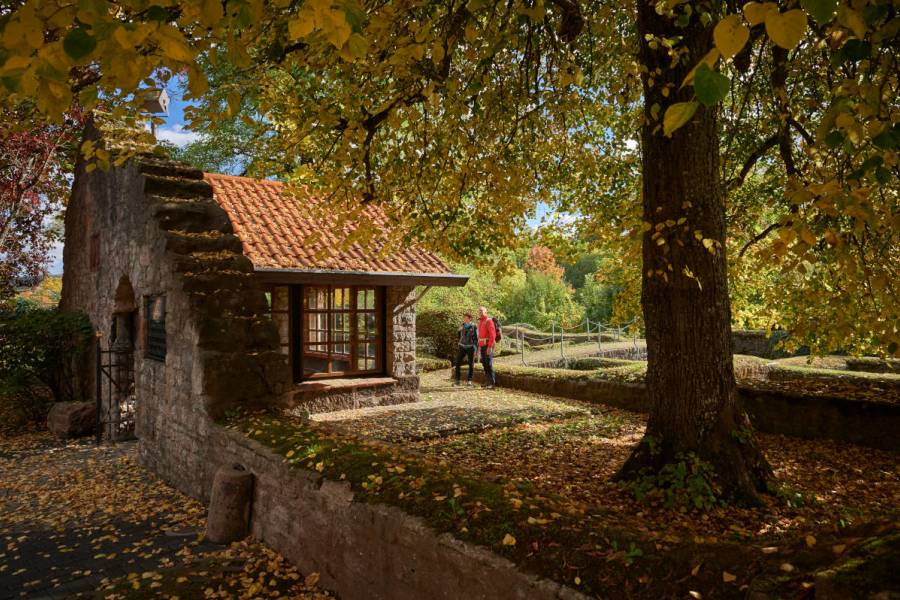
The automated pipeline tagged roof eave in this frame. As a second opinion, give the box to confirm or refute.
[253,267,469,287]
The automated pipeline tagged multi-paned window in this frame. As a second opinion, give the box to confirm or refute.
[266,284,384,380]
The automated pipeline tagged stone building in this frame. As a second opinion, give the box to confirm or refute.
[61,128,465,498]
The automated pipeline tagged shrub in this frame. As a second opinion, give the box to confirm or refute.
[417,308,463,360]
[0,307,94,425]
[417,356,452,373]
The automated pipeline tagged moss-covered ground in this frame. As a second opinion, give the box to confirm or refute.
[230,371,899,598]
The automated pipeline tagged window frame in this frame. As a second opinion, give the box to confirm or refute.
[144,295,166,362]
[293,284,385,381]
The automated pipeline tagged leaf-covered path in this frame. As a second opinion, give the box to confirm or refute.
[0,433,332,599]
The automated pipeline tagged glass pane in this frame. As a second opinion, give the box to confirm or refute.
[331,357,351,372]
[332,287,350,310]
[356,288,375,310]
[304,286,327,310]
[332,313,350,337]
[271,286,289,311]
[357,312,376,338]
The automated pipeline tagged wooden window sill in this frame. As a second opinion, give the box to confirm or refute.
[294,376,397,393]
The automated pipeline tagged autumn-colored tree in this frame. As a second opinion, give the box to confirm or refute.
[0,109,83,300]
[524,245,565,281]
[2,0,896,501]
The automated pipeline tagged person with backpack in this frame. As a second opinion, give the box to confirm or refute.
[454,312,479,386]
[477,306,498,388]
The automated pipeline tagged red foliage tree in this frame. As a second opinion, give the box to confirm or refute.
[1,110,83,301]
[524,245,564,281]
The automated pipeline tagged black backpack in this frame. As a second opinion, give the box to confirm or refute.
[492,316,502,341]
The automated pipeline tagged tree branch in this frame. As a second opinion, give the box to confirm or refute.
[787,117,814,145]
[738,222,779,257]
[728,133,778,189]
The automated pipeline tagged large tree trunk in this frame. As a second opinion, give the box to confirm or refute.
[617,1,773,503]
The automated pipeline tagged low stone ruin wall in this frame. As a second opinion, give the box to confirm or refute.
[731,329,794,359]
[197,426,585,600]
[285,377,419,416]
[476,369,900,452]
[740,386,899,451]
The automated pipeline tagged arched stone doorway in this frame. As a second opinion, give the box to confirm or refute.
[99,276,137,440]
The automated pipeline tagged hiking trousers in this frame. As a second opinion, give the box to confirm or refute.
[455,346,475,383]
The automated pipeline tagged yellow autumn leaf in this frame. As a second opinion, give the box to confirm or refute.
[663,101,699,136]
[113,27,133,50]
[200,0,225,28]
[714,15,750,60]
[765,9,807,50]
[743,2,777,26]
[837,6,867,39]
[501,533,517,546]
[723,571,737,582]
[1,55,31,73]
[805,534,817,547]
[157,29,196,63]
[288,15,315,40]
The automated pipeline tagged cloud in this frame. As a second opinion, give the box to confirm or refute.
[155,124,200,148]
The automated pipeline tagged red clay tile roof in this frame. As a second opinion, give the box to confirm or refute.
[205,173,450,274]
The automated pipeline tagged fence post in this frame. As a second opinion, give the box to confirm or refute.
[560,325,565,362]
[95,338,102,446]
[520,329,526,365]
[551,322,555,345]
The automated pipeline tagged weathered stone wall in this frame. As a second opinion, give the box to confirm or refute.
[732,329,794,359]
[200,426,585,600]
[61,135,291,499]
[475,367,900,452]
[288,377,419,415]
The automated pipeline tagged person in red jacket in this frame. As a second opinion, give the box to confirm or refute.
[477,306,497,388]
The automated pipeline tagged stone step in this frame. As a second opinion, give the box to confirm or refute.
[138,157,205,181]
[143,173,213,199]
[153,200,233,235]
[164,231,244,255]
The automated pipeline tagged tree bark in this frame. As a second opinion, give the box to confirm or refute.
[617,1,773,503]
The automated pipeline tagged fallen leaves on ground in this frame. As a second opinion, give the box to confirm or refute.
[0,432,330,599]
[402,373,899,546]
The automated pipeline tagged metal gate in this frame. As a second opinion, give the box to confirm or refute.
[95,342,136,443]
